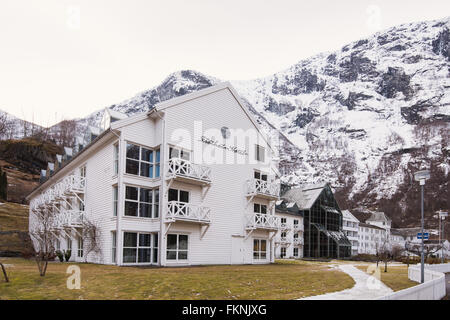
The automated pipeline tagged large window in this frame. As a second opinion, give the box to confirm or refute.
[166,234,188,261]
[253,239,267,260]
[124,186,159,218]
[123,232,158,264]
[113,186,118,216]
[111,231,116,263]
[293,247,299,257]
[77,237,83,258]
[280,247,286,258]
[125,143,160,178]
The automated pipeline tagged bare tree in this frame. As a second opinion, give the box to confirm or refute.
[0,113,15,140]
[81,217,102,263]
[29,208,58,276]
[405,241,443,262]
[0,261,9,282]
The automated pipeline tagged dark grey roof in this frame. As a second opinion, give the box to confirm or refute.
[275,199,302,217]
[281,183,328,210]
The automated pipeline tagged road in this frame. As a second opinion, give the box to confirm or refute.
[445,273,450,300]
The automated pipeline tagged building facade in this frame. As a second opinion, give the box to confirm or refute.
[342,210,359,256]
[27,83,283,266]
[274,199,304,259]
[282,183,352,259]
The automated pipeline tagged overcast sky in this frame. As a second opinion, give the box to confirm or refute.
[0,0,449,126]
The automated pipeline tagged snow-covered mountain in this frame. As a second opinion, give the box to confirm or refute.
[2,17,449,227]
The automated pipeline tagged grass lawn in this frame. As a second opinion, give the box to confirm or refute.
[0,258,354,300]
[356,264,417,292]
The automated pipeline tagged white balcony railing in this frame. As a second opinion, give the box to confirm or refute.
[293,238,303,245]
[166,158,212,183]
[32,174,86,210]
[275,237,289,244]
[166,201,211,224]
[246,213,280,230]
[293,224,304,231]
[246,178,279,199]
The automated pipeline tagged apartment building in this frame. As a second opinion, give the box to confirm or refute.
[27,82,282,266]
[342,210,359,256]
[358,223,388,255]
[274,199,304,259]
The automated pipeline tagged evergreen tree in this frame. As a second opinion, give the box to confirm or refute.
[0,168,7,201]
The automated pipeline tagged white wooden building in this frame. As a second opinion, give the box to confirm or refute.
[27,82,283,266]
[274,199,304,259]
[342,210,359,256]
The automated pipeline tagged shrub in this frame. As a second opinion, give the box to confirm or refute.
[55,250,64,262]
[351,254,378,262]
[64,249,71,262]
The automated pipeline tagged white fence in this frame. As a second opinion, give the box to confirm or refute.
[378,263,450,300]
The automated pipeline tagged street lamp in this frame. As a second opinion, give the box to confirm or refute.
[414,170,430,283]
[435,210,448,263]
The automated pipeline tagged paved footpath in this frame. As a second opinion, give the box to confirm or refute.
[445,273,450,300]
[299,264,393,300]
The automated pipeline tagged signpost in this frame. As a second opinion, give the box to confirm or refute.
[417,233,429,240]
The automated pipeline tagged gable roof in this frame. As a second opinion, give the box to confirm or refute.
[150,82,277,154]
[281,183,329,210]
[367,211,391,223]
[342,210,360,223]
[275,199,302,216]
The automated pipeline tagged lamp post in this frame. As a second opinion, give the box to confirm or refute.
[435,210,448,263]
[414,170,430,283]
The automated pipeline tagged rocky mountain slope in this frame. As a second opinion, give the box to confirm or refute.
[1,17,449,229]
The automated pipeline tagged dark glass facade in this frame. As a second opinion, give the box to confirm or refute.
[303,186,351,259]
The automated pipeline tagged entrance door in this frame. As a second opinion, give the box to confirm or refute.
[231,236,245,265]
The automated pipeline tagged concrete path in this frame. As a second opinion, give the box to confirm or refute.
[299,264,393,300]
[444,273,450,300]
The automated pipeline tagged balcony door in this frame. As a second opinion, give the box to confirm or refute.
[254,170,268,193]
[169,188,189,216]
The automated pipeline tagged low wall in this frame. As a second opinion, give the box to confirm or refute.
[378,263,450,300]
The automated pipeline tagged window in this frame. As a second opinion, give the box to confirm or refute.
[55,239,60,251]
[294,232,299,239]
[281,218,287,224]
[254,170,267,181]
[112,231,117,263]
[280,247,286,258]
[255,145,265,162]
[77,237,83,258]
[253,203,267,214]
[80,166,86,178]
[124,186,159,218]
[113,186,118,216]
[168,188,189,203]
[123,232,158,264]
[67,237,72,250]
[293,247,299,257]
[293,219,299,226]
[281,232,286,239]
[113,143,119,175]
[169,146,190,160]
[125,143,160,178]
[253,239,267,260]
[166,234,188,261]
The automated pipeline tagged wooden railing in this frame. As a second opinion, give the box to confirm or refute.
[245,213,280,230]
[166,201,211,223]
[166,158,212,182]
[246,178,279,198]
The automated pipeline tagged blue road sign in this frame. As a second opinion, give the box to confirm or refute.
[417,232,429,240]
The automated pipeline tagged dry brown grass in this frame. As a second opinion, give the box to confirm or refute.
[0,258,355,300]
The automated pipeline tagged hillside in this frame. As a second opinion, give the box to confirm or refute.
[0,201,32,257]
[0,138,63,203]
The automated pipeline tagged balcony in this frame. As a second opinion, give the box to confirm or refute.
[293,238,304,246]
[51,210,84,230]
[245,213,280,231]
[246,178,279,200]
[166,201,211,224]
[280,223,291,231]
[275,237,290,245]
[293,224,304,232]
[166,158,212,186]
